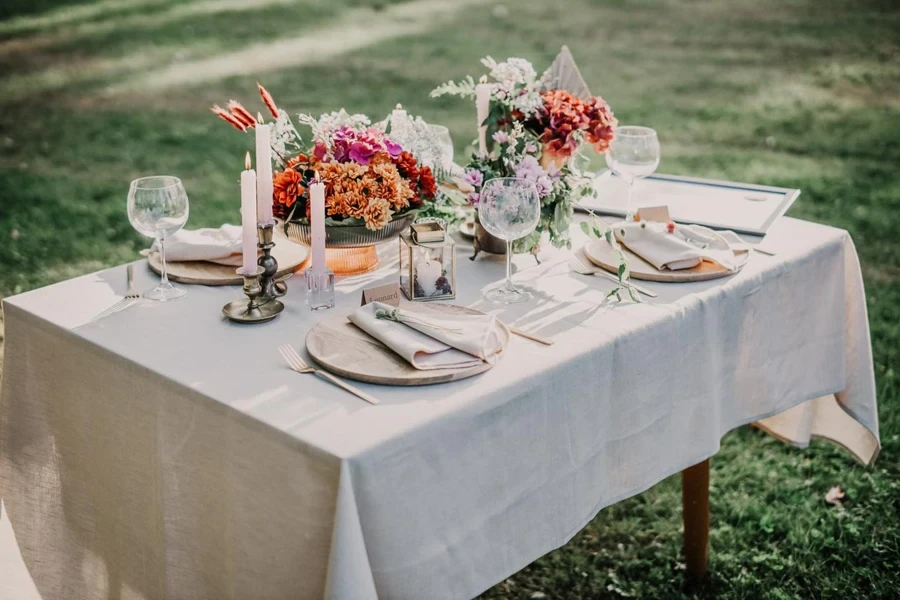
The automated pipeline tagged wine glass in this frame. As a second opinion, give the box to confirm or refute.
[605,126,660,218]
[127,176,189,301]
[478,177,540,304]
[429,124,454,171]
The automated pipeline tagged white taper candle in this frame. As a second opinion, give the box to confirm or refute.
[255,115,274,224]
[240,152,258,274]
[310,173,327,273]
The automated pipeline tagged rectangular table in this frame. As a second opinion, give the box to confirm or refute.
[0,216,879,600]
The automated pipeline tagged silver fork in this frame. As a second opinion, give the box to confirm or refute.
[278,344,381,406]
[567,254,658,298]
[87,264,141,323]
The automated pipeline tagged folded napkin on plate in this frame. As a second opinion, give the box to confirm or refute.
[150,225,246,265]
[348,302,505,370]
[614,221,743,271]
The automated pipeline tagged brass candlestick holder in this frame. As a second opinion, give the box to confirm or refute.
[257,221,287,302]
[222,266,284,324]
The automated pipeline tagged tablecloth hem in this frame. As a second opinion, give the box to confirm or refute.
[465,387,879,600]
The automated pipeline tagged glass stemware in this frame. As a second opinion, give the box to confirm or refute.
[478,177,540,304]
[605,126,660,218]
[127,176,190,301]
[429,124,455,171]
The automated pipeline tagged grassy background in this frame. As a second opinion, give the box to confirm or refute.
[1,0,898,597]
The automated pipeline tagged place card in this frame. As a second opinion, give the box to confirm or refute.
[361,282,401,307]
[637,205,671,223]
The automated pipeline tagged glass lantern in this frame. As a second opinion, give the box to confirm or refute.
[400,219,456,302]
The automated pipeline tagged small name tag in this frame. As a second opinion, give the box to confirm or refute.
[637,205,671,223]
[361,283,400,307]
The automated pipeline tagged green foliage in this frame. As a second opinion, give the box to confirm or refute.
[0,0,898,597]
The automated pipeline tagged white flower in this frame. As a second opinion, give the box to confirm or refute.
[482,56,537,87]
[513,89,544,117]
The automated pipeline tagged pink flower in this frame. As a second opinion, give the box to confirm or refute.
[492,131,510,144]
[384,137,402,158]
[463,168,484,188]
[348,141,377,164]
[467,191,480,206]
[313,140,328,161]
[330,126,401,164]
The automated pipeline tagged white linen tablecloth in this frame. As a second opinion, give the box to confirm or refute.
[0,216,879,600]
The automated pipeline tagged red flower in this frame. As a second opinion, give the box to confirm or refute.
[536,90,617,158]
[393,151,419,183]
[418,167,437,200]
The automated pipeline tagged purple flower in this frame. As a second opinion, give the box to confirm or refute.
[467,191,480,206]
[384,137,402,158]
[463,168,484,188]
[348,141,376,164]
[535,174,553,197]
[514,155,553,198]
[492,131,510,144]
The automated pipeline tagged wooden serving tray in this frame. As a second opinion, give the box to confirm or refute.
[306,303,509,386]
[583,239,748,283]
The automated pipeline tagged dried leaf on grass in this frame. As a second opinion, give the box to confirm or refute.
[825,486,846,505]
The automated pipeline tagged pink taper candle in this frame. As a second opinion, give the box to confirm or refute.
[310,172,327,273]
[240,152,258,274]
[254,113,274,224]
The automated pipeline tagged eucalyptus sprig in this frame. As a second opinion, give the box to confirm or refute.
[374,308,463,334]
[579,218,642,303]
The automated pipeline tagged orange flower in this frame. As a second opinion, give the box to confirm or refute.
[273,168,304,210]
[361,197,392,231]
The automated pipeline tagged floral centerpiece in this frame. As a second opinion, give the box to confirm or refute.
[212,86,459,273]
[214,87,438,231]
[431,56,617,255]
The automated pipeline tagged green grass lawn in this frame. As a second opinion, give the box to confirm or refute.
[1,0,898,597]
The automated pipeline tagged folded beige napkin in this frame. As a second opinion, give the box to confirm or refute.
[614,222,743,271]
[150,225,246,265]
[348,302,505,370]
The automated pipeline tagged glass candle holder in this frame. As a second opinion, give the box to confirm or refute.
[399,224,456,302]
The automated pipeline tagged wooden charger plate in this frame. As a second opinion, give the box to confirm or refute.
[583,238,748,283]
[148,239,309,285]
[306,303,510,386]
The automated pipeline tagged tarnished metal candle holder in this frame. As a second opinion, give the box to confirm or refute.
[257,221,287,302]
[222,266,284,324]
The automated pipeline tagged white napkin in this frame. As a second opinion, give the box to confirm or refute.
[348,302,506,370]
[150,225,246,265]
[614,222,742,271]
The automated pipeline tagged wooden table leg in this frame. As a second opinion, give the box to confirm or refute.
[681,458,710,581]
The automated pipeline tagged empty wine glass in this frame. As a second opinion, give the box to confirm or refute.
[605,126,660,218]
[478,177,540,304]
[127,176,189,301]
[429,124,454,171]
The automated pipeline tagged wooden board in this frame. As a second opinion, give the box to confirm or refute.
[306,303,510,386]
[148,238,309,285]
[583,239,748,283]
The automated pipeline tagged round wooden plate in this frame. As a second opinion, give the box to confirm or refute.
[148,238,309,285]
[583,238,748,283]
[306,303,510,386]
